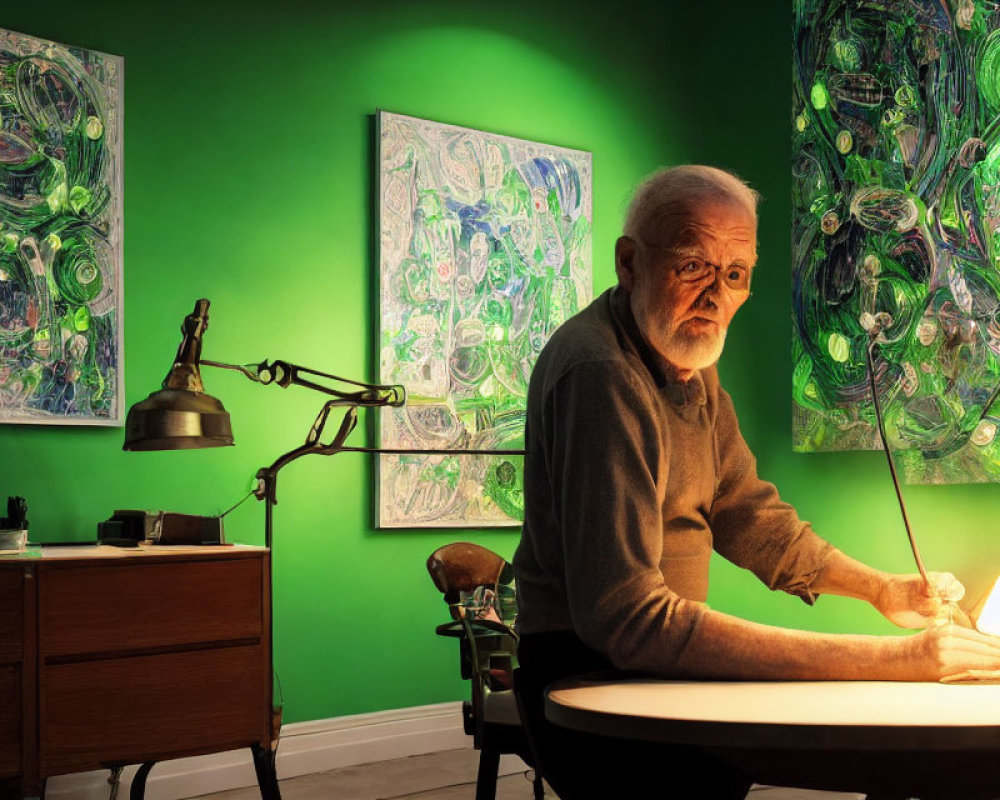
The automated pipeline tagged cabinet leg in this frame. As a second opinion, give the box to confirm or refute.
[0,777,42,800]
[129,762,155,800]
[251,743,281,800]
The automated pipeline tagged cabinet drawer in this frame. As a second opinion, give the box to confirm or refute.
[0,569,23,663]
[42,558,263,657]
[41,644,267,774]
[0,664,21,777]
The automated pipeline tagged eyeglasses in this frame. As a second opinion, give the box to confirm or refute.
[635,239,754,294]
[675,257,753,293]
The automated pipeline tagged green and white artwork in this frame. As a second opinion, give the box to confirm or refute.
[377,111,592,527]
[0,28,123,425]
[792,0,1000,483]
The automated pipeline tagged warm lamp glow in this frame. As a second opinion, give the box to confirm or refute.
[977,575,1000,636]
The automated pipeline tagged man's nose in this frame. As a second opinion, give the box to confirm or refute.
[695,284,719,308]
[696,270,724,302]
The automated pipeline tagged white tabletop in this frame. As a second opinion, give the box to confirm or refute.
[546,678,1000,751]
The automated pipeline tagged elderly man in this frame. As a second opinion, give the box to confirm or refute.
[512,165,1000,799]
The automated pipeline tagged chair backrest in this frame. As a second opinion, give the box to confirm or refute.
[427,541,509,609]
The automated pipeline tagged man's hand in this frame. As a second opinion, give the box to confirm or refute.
[913,622,1000,682]
[875,571,970,629]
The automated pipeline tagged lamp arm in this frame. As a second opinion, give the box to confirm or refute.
[202,358,405,407]
[254,402,359,506]
[254,402,359,548]
[200,359,260,382]
[198,353,523,547]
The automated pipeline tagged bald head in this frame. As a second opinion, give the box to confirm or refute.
[623,165,759,244]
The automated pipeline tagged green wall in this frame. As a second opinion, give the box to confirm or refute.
[4,0,1000,726]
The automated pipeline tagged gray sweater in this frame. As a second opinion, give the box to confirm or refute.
[513,286,831,674]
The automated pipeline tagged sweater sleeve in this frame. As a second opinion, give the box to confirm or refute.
[709,386,832,603]
[544,359,706,673]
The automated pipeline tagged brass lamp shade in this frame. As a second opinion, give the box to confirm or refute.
[123,299,233,451]
[124,388,234,451]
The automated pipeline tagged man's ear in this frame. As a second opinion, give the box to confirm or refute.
[615,236,638,291]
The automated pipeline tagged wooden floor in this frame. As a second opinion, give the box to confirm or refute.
[193,748,867,799]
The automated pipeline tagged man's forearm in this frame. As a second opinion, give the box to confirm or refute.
[808,546,888,606]
[675,605,919,681]
[803,544,964,630]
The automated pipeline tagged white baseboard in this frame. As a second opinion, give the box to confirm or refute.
[44,701,474,800]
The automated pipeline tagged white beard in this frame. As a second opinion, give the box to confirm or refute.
[664,326,727,372]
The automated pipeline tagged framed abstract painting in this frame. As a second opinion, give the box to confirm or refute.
[792,0,1000,483]
[0,28,123,425]
[377,111,592,527]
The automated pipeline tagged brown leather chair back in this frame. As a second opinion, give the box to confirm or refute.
[427,542,506,605]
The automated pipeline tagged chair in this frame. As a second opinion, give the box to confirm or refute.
[427,542,544,800]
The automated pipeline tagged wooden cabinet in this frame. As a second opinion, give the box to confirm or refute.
[0,545,275,798]
[0,567,27,787]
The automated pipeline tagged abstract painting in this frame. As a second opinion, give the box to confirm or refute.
[0,29,123,425]
[377,111,592,526]
[792,0,1000,483]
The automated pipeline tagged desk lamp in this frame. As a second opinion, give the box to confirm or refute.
[123,298,526,544]
[123,298,404,546]
[123,298,527,793]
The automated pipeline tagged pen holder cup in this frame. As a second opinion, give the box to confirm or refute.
[0,529,27,553]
